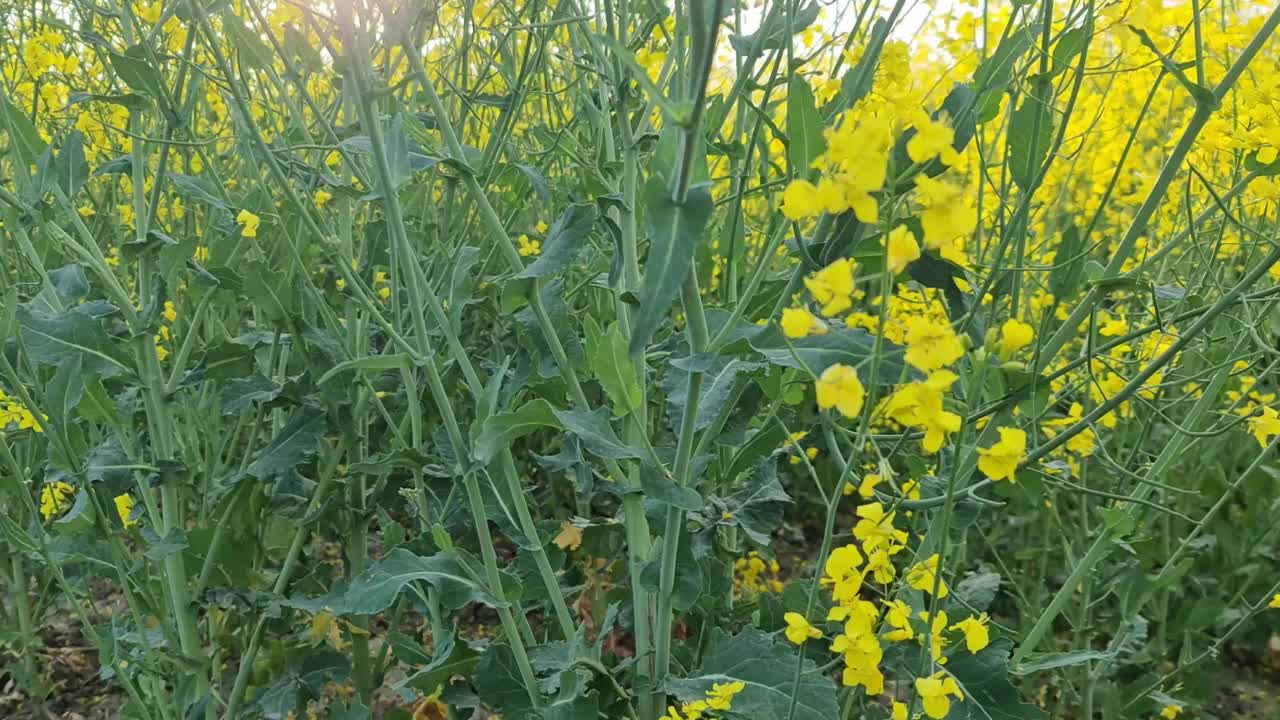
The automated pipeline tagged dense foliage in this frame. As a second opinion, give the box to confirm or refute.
[3,0,1280,719]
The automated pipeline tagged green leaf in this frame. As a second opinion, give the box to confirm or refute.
[1006,76,1053,191]
[786,75,824,174]
[246,406,327,479]
[553,407,643,460]
[142,527,189,561]
[291,549,502,615]
[664,356,757,431]
[397,628,481,694]
[730,3,820,54]
[220,374,283,415]
[243,260,295,321]
[515,203,597,279]
[588,321,642,417]
[108,45,167,98]
[666,628,839,720]
[250,650,351,719]
[947,639,1049,719]
[0,92,47,164]
[640,541,704,611]
[46,354,85,431]
[165,172,229,210]
[1050,26,1088,76]
[717,458,790,544]
[1012,649,1113,675]
[750,325,908,380]
[221,11,275,70]
[53,130,89,198]
[955,571,1002,613]
[474,399,561,463]
[1049,225,1086,299]
[640,469,703,511]
[0,514,41,556]
[121,229,179,260]
[630,178,714,354]
[973,26,1037,122]
[329,697,370,720]
[475,643,538,720]
[53,488,95,537]
[17,305,132,377]
[317,354,412,385]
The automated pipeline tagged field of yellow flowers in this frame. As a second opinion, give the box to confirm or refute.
[4,0,1280,718]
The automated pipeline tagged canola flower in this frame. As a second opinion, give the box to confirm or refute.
[977,427,1027,482]
[661,680,744,720]
[783,612,822,644]
[236,209,261,238]
[39,481,75,521]
[916,672,965,719]
[815,364,866,419]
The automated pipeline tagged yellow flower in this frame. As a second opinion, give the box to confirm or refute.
[977,427,1026,481]
[906,554,949,598]
[1269,594,1280,609]
[1160,705,1183,719]
[804,258,857,316]
[1249,406,1280,447]
[998,319,1034,357]
[784,612,822,644]
[781,307,826,338]
[949,613,990,653]
[40,481,75,521]
[904,317,965,372]
[236,209,261,237]
[824,545,864,582]
[853,502,908,554]
[907,115,959,165]
[915,174,976,249]
[114,493,137,528]
[915,671,964,719]
[857,473,882,499]
[892,701,909,720]
[782,179,823,220]
[885,226,921,274]
[314,188,333,208]
[816,364,865,419]
[162,300,177,324]
[882,599,915,642]
[706,681,744,711]
[517,234,541,257]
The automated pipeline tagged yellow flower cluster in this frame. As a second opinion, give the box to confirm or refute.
[733,551,784,596]
[1,389,43,433]
[661,680,744,720]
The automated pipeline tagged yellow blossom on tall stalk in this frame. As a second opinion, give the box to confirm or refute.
[781,307,827,338]
[804,258,857,316]
[997,319,1034,356]
[1248,406,1280,447]
[950,613,990,653]
[884,226,922,274]
[905,554,949,598]
[783,612,822,644]
[114,494,137,528]
[236,209,261,237]
[903,316,966,372]
[40,481,75,521]
[915,671,964,719]
[977,427,1027,481]
[815,364,865,419]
